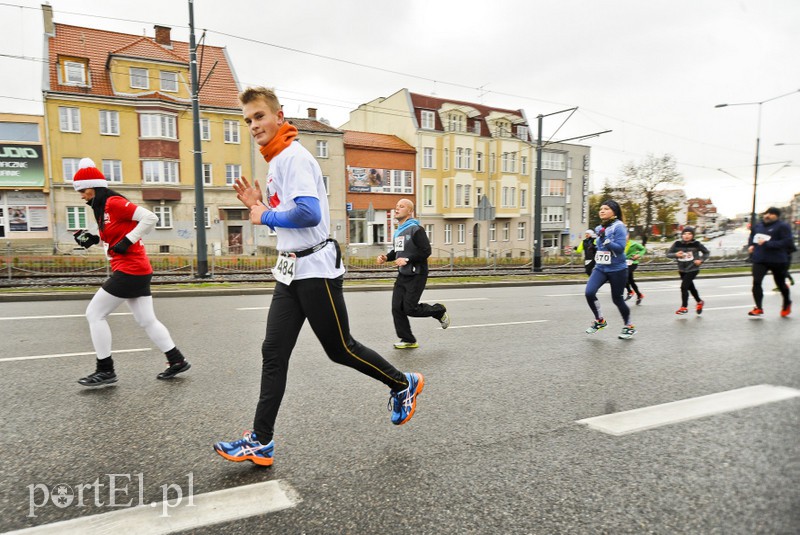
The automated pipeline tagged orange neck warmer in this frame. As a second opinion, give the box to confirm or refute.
[259,122,298,162]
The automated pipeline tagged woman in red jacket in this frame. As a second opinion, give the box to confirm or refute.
[71,158,191,386]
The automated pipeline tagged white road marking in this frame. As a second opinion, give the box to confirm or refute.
[545,288,678,297]
[703,305,758,311]
[721,284,752,288]
[576,384,800,436]
[423,297,490,302]
[6,480,300,535]
[236,306,270,311]
[0,348,151,363]
[449,320,548,329]
[0,313,131,321]
[695,292,750,298]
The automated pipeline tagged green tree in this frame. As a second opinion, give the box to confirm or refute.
[619,154,684,243]
[588,181,614,228]
[655,196,680,238]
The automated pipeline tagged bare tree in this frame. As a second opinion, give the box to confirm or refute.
[618,154,684,243]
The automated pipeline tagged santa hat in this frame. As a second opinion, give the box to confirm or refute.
[72,158,108,190]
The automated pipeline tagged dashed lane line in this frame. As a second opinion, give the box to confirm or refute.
[0,313,132,321]
[448,320,548,329]
[0,348,151,363]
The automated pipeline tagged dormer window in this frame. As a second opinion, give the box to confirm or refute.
[516,125,529,141]
[62,60,87,86]
[160,71,178,92]
[447,113,465,133]
[495,121,510,137]
[130,67,149,89]
[420,110,435,130]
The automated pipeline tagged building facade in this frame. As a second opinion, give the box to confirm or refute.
[42,8,250,254]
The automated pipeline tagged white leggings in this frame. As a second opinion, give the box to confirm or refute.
[86,288,175,360]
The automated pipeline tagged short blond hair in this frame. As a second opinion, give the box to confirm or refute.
[239,86,281,113]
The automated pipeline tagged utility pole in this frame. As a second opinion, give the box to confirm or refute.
[189,0,208,277]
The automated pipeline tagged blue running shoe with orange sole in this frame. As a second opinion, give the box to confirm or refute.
[389,372,424,425]
[214,431,274,466]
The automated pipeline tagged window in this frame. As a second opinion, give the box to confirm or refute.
[140,113,176,139]
[473,120,481,135]
[102,160,122,183]
[517,222,526,240]
[99,110,119,135]
[443,185,449,208]
[521,156,527,175]
[444,224,452,244]
[153,206,173,228]
[489,223,496,242]
[502,187,510,207]
[543,179,566,196]
[476,187,483,202]
[495,121,510,137]
[476,152,484,172]
[193,206,211,228]
[457,223,466,244]
[62,158,80,182]
[542,152,566,171]
[456,184,464,207]
[223,120,240,143]
[349,210,367,244]
[501,153,509,173]
[511,187,516,207]
[510,153,516,173]
[142,161,179,183]
[521,189,527,208]
[64,61,86,86]
[490,153,496,173]
[421,110,435,129]
[443,148,449,170]
[503,222,510,241]
[567,157,573,179]
[464,184,471,207]
[225,164,242,186]
[130,67,149,89]
[423,185,434,207]
[423,147,434,169]
[516,126,529,141]
[456,148,463,169]
[316,140,328,158]
[465,149,472,169]
[59,107,80,133]
[424,224,433,244]
[447,113,464,132]
[160,71,178,92]
[200,119,211,141]
[66,206,87,230]
[542,206,565,223]
[322,175,329,195]
[202,163,212,185]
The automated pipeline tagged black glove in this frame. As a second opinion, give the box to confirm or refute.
[73,230,100,249]
[111,237,133,254]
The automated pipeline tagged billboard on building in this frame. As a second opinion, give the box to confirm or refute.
[0,144,46,187]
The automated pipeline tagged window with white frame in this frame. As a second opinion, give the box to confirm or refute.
[423,185,434,207]
[464,184,471,207]
[517,222,526,240]
[510,153,516,173]
[99,110,119,135]
[542,151,566,170]
[501,153,509,173]
[489,223,496,241]
[59,107,80,133]
[502,187,510,207]
[566,182,572,203]
[423,147,434,169]
[511,187,516,207]
[447,113,465,132]
[457,223,466,244]
[322,175,329,195]
[142,160,179,184]
[63,61,87,86]
[102,160,122,183]
[543,234,559,248]
[200,118,211,141]
[490,153,496,173]
[140,113,176,139]
[225,164,241,186]
[349,210,367,244]
[456,184,464,207]
[476,187,483,203]
[424,224,433,243]
[153,205,173,228]
[444,223,452,244]
[420,110,435,129]
[443,148,449,170]
[542,206,565,223]
[476,152,483,172]
[496,121,510,137]
[521,189,527,208]
[543,179,566,196]
[516,125,529,141]
[202,163,212,185]
[465,148,472,169]
[66,206,87,230]
[160,71,178,92]
[521,156,527,174]
[456,148,463,169]
[62,158,80,182]
[443,184,449,208]
[473,120,481,134]
[503,222,510,241]
[316,140,328,158]
[193,206,211,228]
[567,157,573,178]
[130,67,149,89]
[224,120,240,143]
[382,170,413,194]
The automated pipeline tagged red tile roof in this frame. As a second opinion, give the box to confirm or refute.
[286,118,342,134]
[343,130,416,153]
[47,24,240,109]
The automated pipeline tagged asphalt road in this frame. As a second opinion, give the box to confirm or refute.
[1,275,798,534]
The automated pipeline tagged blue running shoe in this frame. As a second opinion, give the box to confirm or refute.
[388,372,425,425]
[213,431,274,466]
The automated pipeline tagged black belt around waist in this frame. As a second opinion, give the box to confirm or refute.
[286,238,341,268]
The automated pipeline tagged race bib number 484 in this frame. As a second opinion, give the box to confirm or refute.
[272,253,296,285]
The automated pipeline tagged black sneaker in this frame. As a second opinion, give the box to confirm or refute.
[157,360,191,380]
[78,370,118,387]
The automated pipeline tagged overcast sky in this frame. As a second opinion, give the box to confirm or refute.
[1,0,798,218]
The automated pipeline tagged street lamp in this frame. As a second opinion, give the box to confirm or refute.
[714,89,800,228]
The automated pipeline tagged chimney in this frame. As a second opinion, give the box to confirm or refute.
[154,25,172,46]
[42,3,55,36]
[307,108,317,120]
